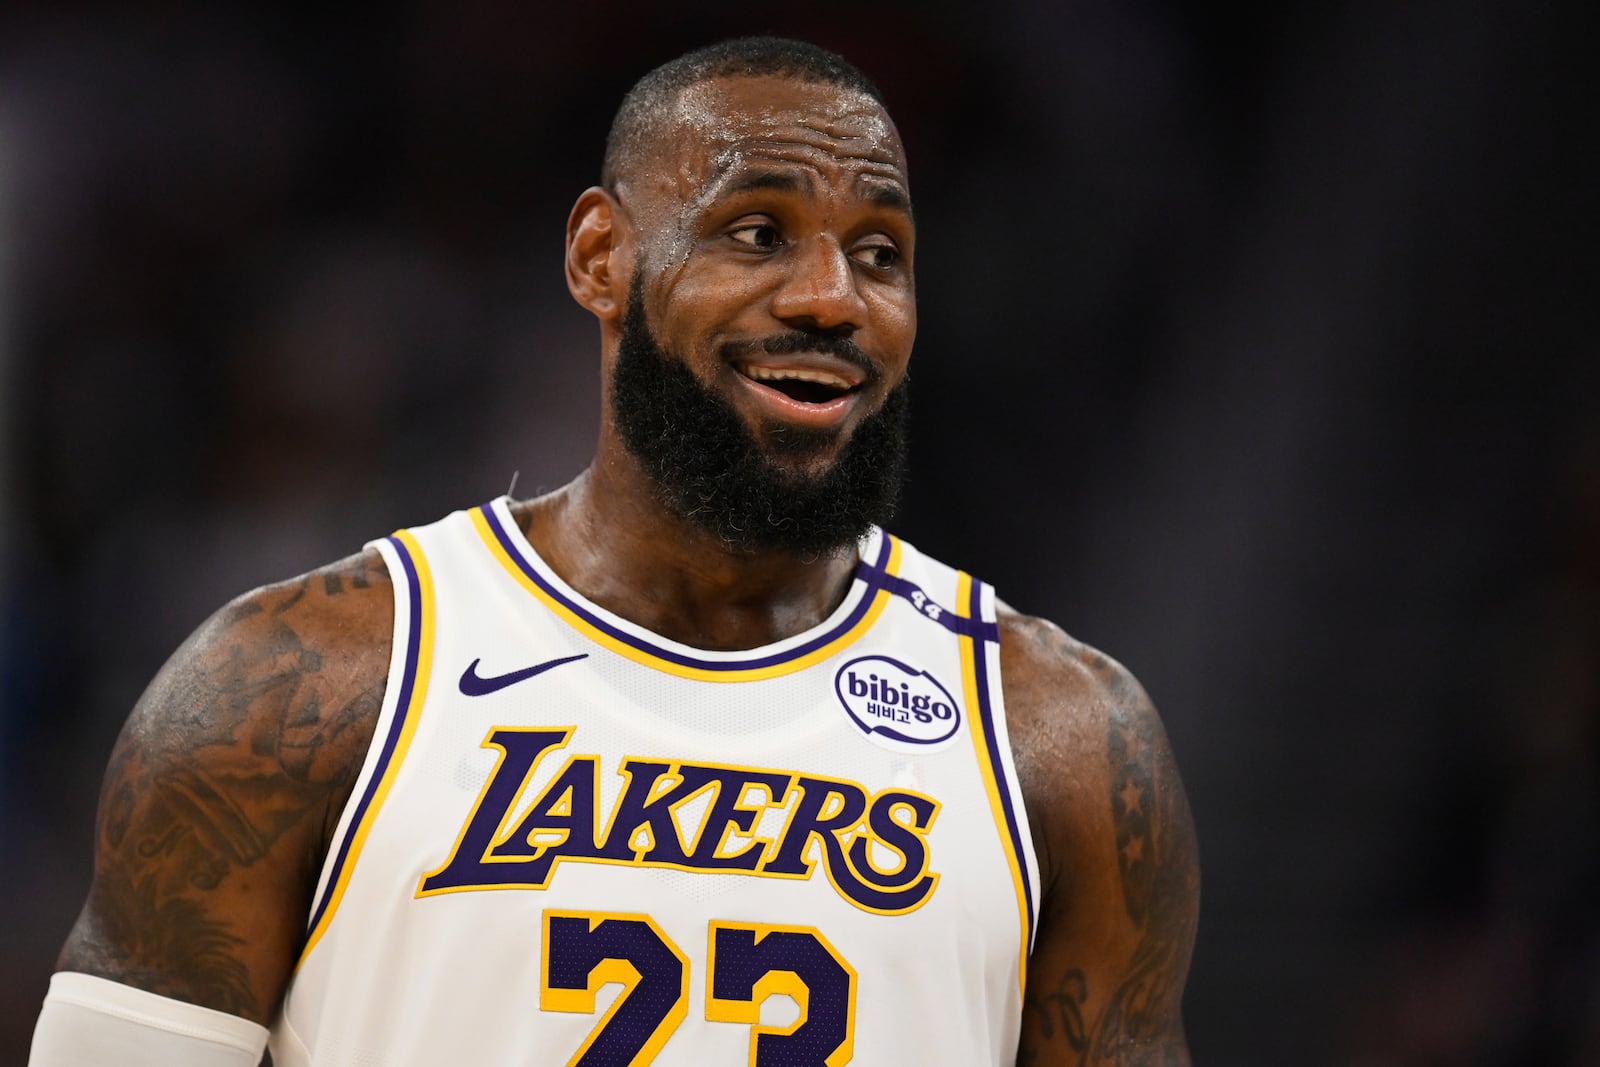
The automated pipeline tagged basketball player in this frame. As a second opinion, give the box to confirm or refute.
[31,37,1198,1066]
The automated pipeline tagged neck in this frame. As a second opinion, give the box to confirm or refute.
[518,447,863,651]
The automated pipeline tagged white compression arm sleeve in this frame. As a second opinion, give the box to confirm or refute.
[30,972,269,1066]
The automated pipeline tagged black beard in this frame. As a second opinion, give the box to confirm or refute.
[610,283,909,557]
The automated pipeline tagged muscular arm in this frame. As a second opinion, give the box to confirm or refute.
[1001,613,1200,1067]
[54,550,392,1026]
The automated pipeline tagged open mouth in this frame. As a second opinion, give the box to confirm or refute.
[738,364,860,405]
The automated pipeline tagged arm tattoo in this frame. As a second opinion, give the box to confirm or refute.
[1020,969,1090,1066]
[83,861,255,1014]
[1084,665,1198,1066]
[62,553,389,1019]
[322,554,374,597]
[1016,642,1198,1067]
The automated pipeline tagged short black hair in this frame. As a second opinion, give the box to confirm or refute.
[602,36,886,190]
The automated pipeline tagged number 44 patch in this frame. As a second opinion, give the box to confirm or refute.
[541,911,857,1066]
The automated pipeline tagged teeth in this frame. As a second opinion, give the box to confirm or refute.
[741,364,854,389]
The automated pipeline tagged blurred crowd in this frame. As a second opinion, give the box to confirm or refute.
[1,2,1593,1063]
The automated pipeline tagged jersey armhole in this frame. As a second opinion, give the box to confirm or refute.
[965,579,1044,960]
[296,532,437,967]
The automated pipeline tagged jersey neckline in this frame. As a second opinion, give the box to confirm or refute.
[471,497,900,682]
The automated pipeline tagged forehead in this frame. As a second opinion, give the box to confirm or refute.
[656,75,908,199]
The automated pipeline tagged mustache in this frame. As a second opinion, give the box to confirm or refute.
[718,332,882,386]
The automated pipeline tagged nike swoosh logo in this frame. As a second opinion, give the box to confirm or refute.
[458,653,589,696]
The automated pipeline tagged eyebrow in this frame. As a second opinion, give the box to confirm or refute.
[716,168,914,218]
[860,181,913,216]
[721,170,806,197]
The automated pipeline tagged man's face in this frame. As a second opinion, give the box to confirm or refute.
[611,276,908,556]
[613,74,917,479]
[606,74,918,555]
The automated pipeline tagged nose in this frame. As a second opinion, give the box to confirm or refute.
[770,235,868,335]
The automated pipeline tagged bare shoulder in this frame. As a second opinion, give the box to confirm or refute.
[56,548,395,1025]
[995,609,1139,780]
[996,606,1200,1066]
[996,608,1165,847]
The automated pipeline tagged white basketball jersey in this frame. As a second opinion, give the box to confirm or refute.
[269,498,1040,1066]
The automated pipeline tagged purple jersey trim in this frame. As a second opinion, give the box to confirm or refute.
[969,577,1037,953]
[480,502,892,672]
[854,563,1001,642]
[304,535,423,937]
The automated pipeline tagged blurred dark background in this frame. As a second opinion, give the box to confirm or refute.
[1,1,1594,1064]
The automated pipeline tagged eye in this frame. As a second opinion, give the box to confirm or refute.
[727,222,782,251]
[850,241,900,271]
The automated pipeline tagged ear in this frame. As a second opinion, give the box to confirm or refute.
[565,186,629,320]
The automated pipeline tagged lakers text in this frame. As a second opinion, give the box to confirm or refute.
[419,728,942,914]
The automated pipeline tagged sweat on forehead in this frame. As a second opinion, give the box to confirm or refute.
[601,36,890,191]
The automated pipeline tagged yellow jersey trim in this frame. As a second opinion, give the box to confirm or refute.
[957,572,1032,997]
[297,528,436,967]
[470,504,899,683]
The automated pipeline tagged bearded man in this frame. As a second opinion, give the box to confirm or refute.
[31,37,1199,1067]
